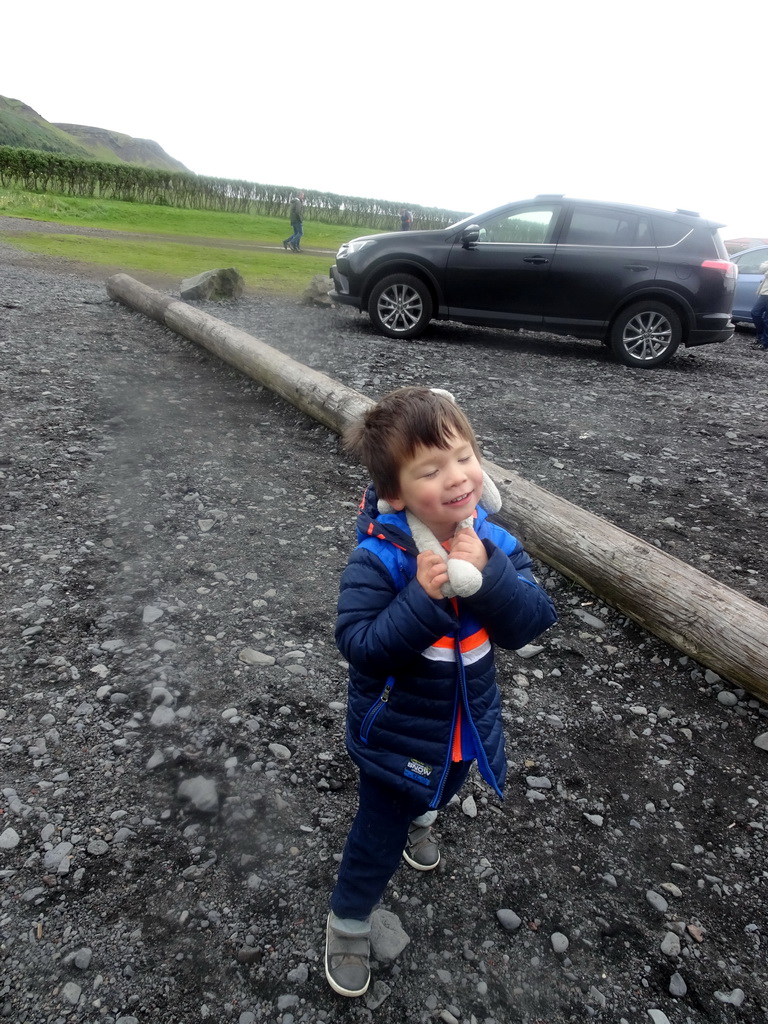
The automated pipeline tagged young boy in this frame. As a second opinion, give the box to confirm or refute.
[325,387,558,997]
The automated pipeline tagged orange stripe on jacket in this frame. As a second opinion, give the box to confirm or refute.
[430,626,489,651]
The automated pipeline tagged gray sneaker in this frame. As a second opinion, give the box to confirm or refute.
[324,913,371,997]
[403,821,440,870]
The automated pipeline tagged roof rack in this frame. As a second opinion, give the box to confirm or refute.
[535,193,565,199]
[675,208,700,217]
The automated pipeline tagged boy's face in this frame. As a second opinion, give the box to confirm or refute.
[387,431,484,542]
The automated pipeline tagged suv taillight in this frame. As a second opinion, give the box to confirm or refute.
[701,259,737,280]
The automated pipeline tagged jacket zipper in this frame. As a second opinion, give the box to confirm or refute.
[359,678,393,744]
[457,643,502,798]
[430,634,502,806]
[430,682,459,809]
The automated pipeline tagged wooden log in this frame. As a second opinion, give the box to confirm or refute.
[105,273,371,434]
[487,463,768,701]
[106,273,768,701]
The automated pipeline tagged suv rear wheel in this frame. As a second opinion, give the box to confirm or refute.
[368,274,433,338]
[610,301,682,368]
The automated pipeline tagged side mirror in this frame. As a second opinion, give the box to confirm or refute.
[461,224,480,249]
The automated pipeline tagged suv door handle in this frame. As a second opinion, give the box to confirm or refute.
[624,264,650,271]
[522,256,549,265]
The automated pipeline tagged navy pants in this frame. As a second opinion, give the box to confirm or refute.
[330,761,472,920]
[751,295,768,346]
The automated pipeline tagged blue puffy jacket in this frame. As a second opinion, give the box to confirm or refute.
[336,485,558,807]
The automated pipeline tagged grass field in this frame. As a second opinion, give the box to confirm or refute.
[0,187,381,294]
[0,231,332,294]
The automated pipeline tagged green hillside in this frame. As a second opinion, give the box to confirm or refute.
[0,96,188,172]
[0,97,93,157]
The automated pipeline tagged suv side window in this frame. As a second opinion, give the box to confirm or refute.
[652,215,694,248]
[477,206,559,244]
[563,208,649,246]
[733,249,768,275]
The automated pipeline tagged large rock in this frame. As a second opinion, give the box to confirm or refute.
[180,268,244,301]
[370,909,410,960]
[301,274,335,306]
[177,776,220,815]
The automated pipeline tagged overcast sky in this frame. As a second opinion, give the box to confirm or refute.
[4,0,764,238]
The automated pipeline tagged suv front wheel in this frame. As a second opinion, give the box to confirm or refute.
[610,301,682,368]
[368,274,433,339]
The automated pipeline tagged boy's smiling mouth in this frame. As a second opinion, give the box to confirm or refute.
[445,492,472,506]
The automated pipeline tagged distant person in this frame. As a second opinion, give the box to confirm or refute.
[323,387,557,998]
[283,191,305,252]
[399,208,413,231]
[751,258,768,350]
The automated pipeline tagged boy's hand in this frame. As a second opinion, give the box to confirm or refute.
[450,526,488,572]
[416,551,449,599]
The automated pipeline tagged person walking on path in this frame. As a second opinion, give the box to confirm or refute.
[283,191,306,252]
[399,207,413,230]
[750,259,768,350]
[323,386,558,998]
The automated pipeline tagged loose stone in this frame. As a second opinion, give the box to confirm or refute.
[177,776,219,814]
[461,794,478,818]
[669,972,687,997]
[715,988,745,1006]
[370,909,410,959]
[61,982,81,1005]
[646,890,669,912]
[550,932,569,953]
[496,909,522,932]
[74,948,93,969]
[239,648,276,666]
[150,706,176,727]
[0,828,20,850]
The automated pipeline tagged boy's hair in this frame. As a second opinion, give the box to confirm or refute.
[343,387,480,499]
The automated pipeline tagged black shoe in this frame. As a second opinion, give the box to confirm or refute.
[283,241,291,251]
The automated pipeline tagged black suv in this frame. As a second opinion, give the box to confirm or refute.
[329,196,736,368]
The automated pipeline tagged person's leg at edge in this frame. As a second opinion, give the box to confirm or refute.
[751,296,768,346]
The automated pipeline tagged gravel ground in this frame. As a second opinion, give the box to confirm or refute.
[1,241,767,1024]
